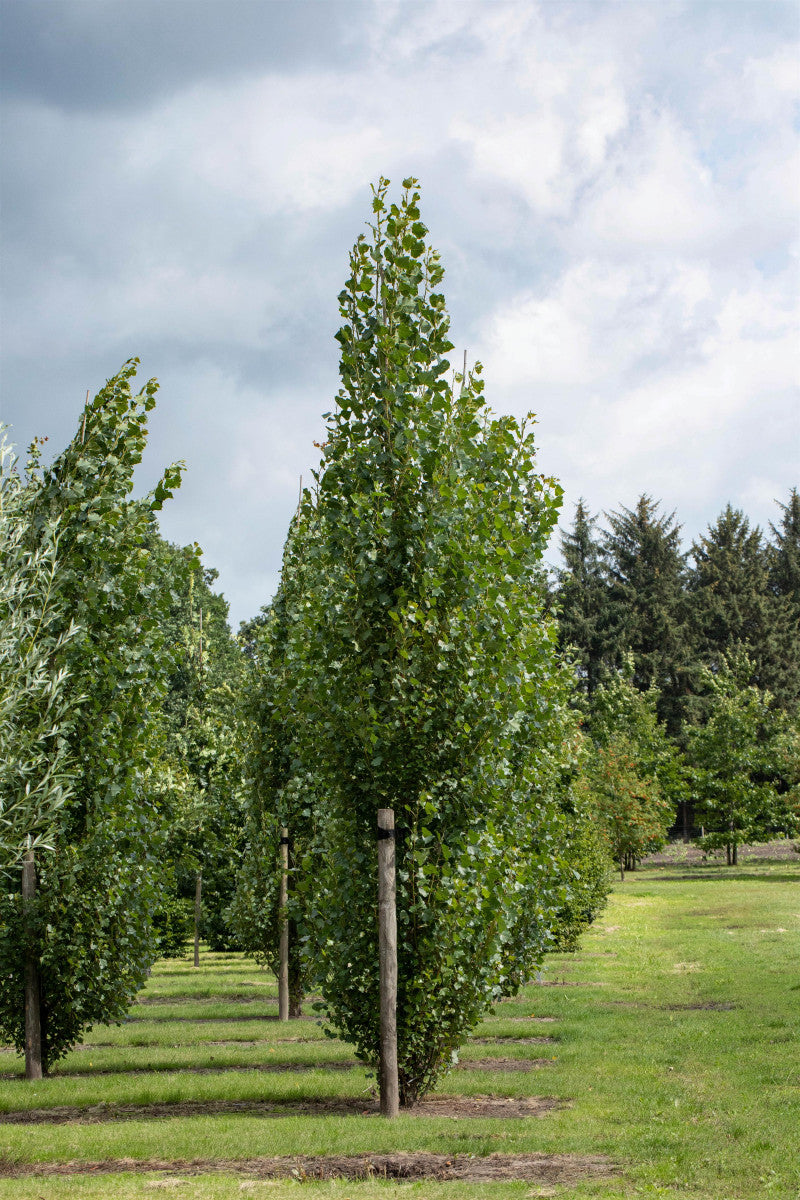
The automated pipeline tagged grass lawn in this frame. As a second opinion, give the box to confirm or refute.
[0,846,798,1199]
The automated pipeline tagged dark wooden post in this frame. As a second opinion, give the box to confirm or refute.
[22,851,43,1080]
[193,869,202,967]
[377,808,399,1116]
[278,827,290,1021]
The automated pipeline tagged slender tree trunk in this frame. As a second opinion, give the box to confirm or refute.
[619,855,625,882]
[732,841,737,865]
[288,974,303,1019]
[193,869,202,967]
[278,827,289,1022]
[378,808,399,1116]
[22,851,43,1081]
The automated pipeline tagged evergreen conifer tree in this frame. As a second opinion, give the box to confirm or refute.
[688,505,792,707]
[765,489,800,710]
[601,495,689,734]
[556,500,611,696]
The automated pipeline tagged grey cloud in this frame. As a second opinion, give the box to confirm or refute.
[1,0,369,112]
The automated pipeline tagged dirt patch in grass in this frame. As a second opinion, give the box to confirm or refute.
[664,1001,738,1011]
[602,999,737,1011]
[470,1036,557,1044]
[0,1094,563,1125]
[0,1149,615,1183]
[134,996,280,1007]
[126,1013,317,1023]
[458,1058,555,1071]
[501,1016,557,1023]
[532,980,607,987]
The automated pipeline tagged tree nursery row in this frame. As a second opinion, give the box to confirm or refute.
[2,180,798,1111]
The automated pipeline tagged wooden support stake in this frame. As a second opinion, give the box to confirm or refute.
[193,869,202,967]
[377,808,399,1116]
[278,827,290,1022]
[22,851,43,1080]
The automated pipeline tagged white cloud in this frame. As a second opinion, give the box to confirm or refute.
[2,0,798,620]
[577,107,718,253]
[476,258,798,526]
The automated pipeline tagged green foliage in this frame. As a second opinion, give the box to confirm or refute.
[687,505,797,713]
[285,178,572,1103]
[589,658,686,809]
[556,499,613,697]
[601,495,690,734]
[0,361,183,1071]
[151,891,193,958]
[543,723,611,953]
[150,539,248,954]
[579,662,681,875]
[576,731,673,880]
[230,515,317,1013]
[0,437,79,866]
[686,652,797,862]
[546,808,611,952]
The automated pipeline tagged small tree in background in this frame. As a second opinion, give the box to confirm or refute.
[0,362,183,1072]
[287,178,573,1106]
[576,732,673,881]
[686,653,790,864]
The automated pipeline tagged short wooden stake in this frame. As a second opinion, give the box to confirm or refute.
[278,827,290,1022]
[377,808,399,1116]
[22,851,43,1080]
[193,869,202,967]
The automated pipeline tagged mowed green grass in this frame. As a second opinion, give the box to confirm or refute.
[0,852,798,1199]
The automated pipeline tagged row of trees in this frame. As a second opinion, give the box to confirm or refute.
[0,183,612,1105]
[556,496,800,865]
[557,492,800,727]
[2,178,797,1109]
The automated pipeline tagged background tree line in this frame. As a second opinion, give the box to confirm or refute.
[556,493,800,863]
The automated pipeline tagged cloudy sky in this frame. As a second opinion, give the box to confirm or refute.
[2,0,798,628]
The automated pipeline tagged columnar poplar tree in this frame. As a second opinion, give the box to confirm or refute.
[0,363,183,1071]
[0,437,79,866]
[290,179,572,1105]
[231,513,317,1015]
[152,539,247,956]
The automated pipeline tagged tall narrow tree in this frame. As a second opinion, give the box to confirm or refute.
[288,178,573,1106]
[556,500,611,697]
[0,362,183,1073]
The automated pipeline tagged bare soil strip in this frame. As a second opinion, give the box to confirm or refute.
[603,1000,737,1011]
[0,1150,615,1183]
[3,1056,556,1083]
[470,1036,557,1044]
[503,1016,557,1023]
[134,996,280,1007]
[531,981,607,987]
[0,1094,563,1125]
[126,1012,316,1023]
